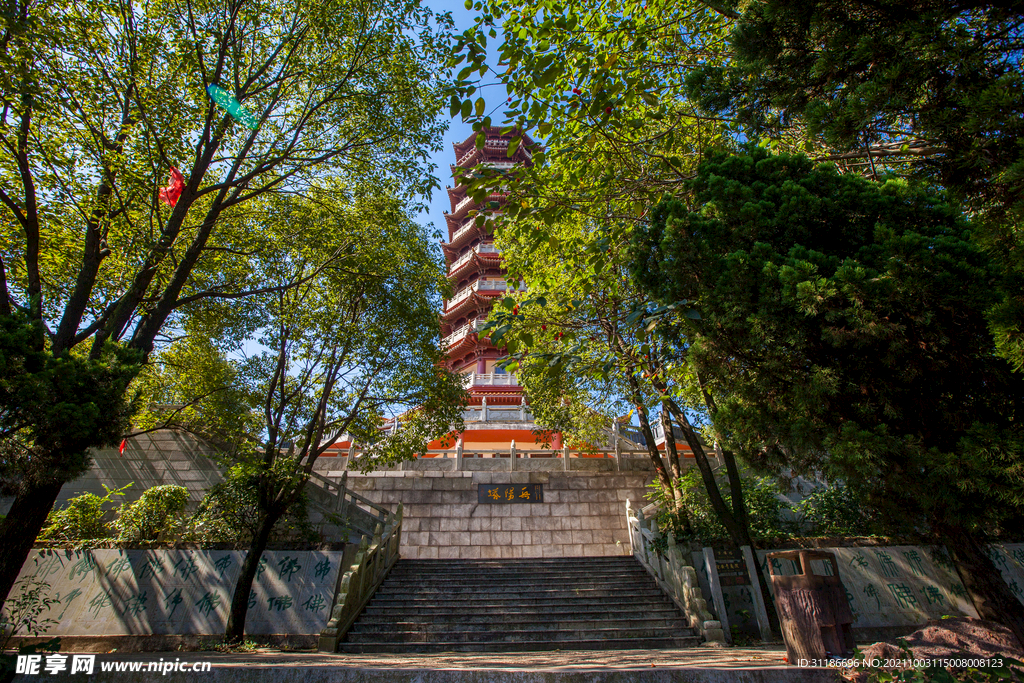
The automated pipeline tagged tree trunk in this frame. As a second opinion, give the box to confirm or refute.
[224,510,281,643]
[659,405,691,535]
[941,524,1024,645]
[633,399,673,494]
[0,480,64,611]
[661,397,781,636]
[660,402,682,482]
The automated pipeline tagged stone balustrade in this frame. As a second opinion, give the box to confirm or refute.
[318,504,403,652]
[626,500,726,644]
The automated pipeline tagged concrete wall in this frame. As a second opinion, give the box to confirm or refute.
[56,432,226,510]
[0,432,226,518]
[3,549,343,637]
[341,469,654,559]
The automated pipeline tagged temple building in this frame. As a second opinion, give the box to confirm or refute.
[320,127,698,460]
[433,127,549,452]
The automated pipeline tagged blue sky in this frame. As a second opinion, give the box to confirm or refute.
[418,0,485,243]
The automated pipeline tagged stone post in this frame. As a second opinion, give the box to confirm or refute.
[741,545,772,641]
[613,420,621,469]
[703,547,732,644]
[625,499,634,556]
[456,436,463,471]
[562,444,570,471]
[510,440,517,471]
[519,397,526,421]
[481,397,488,422]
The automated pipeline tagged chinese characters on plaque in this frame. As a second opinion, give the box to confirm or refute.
[478,484,543,504]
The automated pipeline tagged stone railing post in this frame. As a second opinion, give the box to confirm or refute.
[703,547,731,643]
[456,437,463,471]
[625,499,635,556]
[562,445,569,471]
[510,440,517,471]
[319,503,403,652]
[480,397,488,422]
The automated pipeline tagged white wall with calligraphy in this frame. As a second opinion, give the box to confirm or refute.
[687,543,1024,638]
[3,549,343,636]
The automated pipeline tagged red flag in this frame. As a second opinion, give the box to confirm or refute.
[119,439,127,456]
[158,167,185,207]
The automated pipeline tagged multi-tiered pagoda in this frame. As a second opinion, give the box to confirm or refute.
[429,127,553,451]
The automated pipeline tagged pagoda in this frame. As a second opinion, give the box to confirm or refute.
[430,127,553,451]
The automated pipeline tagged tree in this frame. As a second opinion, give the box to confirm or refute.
[448,0,785,633]
[216,188,466,642]
[685,0,1024,369]
[484,209,782,634]
[0,0,451,609]
[448,0,743,235]
[630,146,1024,642]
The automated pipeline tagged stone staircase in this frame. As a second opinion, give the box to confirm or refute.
[336,556,702,652]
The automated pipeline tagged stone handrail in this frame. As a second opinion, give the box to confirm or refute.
[306,470,389,538]
[318,503,403,652]
[451,219,477,244]
[443,319,485,347]
[322,447,661,475]
[462,372,519,387]
[625,500,725,643]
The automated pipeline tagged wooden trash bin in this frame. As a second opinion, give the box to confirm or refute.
[767,549,855,663]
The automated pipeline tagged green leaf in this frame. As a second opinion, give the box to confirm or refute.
[474,97,486,116]
[461,99,472,119]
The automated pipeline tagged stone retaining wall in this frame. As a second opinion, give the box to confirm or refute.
[343,470,654,559]
[3,549,344,637]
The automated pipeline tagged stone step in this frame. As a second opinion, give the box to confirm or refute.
[345,626,697,644]
[337,556,700,653]
[386,568,653,583]
[349,616,688,633]
[396,557,635,569]
[367,597,674,613]
[374,585,667,598]
[335,636,703,654]
[361,604,684,619]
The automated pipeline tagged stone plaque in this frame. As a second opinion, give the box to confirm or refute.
[716,547,750,587]
[478,483,543,504]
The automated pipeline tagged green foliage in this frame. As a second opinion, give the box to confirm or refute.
[794,484,875,538]
[854,641,1023,682]
[182,462,316,545]
[649,470,790,543]
[110,485,189,543]
[132,331,264,457]
[685,0,1024,372]
[0,315,142,495]
[630,146,1024,541]
[0,0,455,602]
[448,0,753,260]
[0,578,59,650]
[37,484,131,545]
[688,0,1024,210]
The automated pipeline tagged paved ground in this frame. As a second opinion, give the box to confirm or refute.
[21,646,843,683]
[193,645,793,669]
